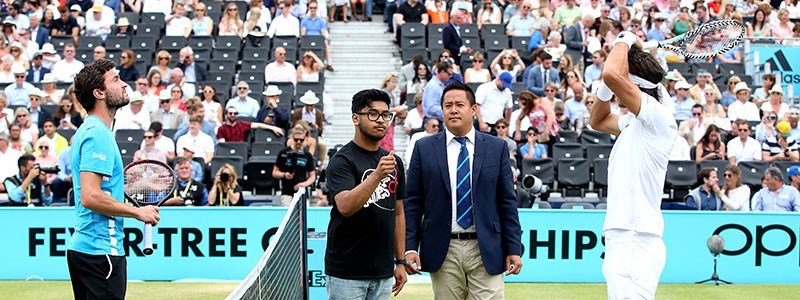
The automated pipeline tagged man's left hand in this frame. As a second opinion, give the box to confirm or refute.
[392,265,407,296]
[505,255,523,275]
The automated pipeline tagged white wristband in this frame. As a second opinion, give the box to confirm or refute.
[614,31,637,49]
[598,80,613,102]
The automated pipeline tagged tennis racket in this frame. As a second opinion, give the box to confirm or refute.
[642,20,745,60]
[123,160,176,255]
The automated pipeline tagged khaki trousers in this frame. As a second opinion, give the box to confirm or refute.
[430,239,504,300]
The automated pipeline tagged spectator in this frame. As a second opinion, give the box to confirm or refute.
[177,47,208,84]
[165,4,191,37]
[173,99,216,142]
[92,46,106,61]
[4,154,52,206]
[407,62,431,93]
[217,106,284,142]
[393,0,428,35]
[554,0,582,27]
[189,2,213,36]
[149,51,172,85]
[26,52,50,85]
[584,50,605,87]
[0,133,22,192]
[717,164,752,211]
[685,167,723,211]
[689,70,721,106]
[495,118,517,158]
[789,109,800,141]
[505,1,536,36]
[133,129,168,163]
[751,167,800,211]
[8,123,32,153]
[330,0,350,23]
[646,13,668,41]
[53,96,83,130]
[672,80,696,123]
[790,166,800,191]
[208,164,244,206]
[292,91,325,136]
[41,8,56,30]
[117,49,139,82]
[464,52,490,83]
[404,93,424,135]
[144,122,176,161]
[51,44,84,83]
[176,115,215,164]
[421,61,452,123]
[771,9,793,42]
[560,69,584,100]
[300,1,333,70]
[7,3,30,30]
[678,104,711,146]
[477,0,502,29]
[564,14,594,72]
[8,42,30,70]
[297,50,325,82]
[553,101,572,131]
[475,72,513,135]
[176,145,204,182]
[256,86,290,129]
[720,75,739,108]
[398,54,423,92]
[50,137,71,202]
[288,120,325,160]
[50,6,80,44]
[85,4,113,40]
[39,43,60,71]
[431,49,461,75]
[669,132,691,160]
[272,127,316,206]
[29,14,49,48]
[425,0,448,24]
[5,65,35,106]
[115,17,133,37]
[762,120,799,163]
[519,127,547,158]
[243,6,269,38]
[264,47,297,85]
[562,82,586,126]
[114,91,150,130]
[574,94,598,135]
[727,82,760,122]
[761,85,789,120]
[166,68,195,98]
[164,157,207,206]
[150,90,187,129]
[37,119,67,156]
[0,94,14,134]
[17,29,39,62]
[225,81,260,118]
[142,0,172,15]
[147,69,165,97]
[266,1,298,37]
[16,107,39,147]
[200,84,223,127]
[165,84,186,111]
[0,56,13,84]
[377,73,405,151]
[695,124,726,165]
[525,51,559,97]
[442,9,470,65]
[490,49,525,80]
[754,74,775,106]
[404,117,439,166]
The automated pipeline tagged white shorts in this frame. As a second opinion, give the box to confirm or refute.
[602,229,666,300]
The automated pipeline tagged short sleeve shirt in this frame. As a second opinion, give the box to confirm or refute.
[67,115,126,256]
[275,147,316,196]
[217,121,252,142]
[300,16,327,35]
[398,1,425,23]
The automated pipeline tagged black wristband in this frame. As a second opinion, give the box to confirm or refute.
[394,259,406,265]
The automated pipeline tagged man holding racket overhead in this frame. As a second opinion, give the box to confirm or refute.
[67,59,161,300]
[589,33,677,299]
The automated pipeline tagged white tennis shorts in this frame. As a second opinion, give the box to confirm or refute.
[602,229,666,300]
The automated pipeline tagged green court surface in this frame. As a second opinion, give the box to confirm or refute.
[0,281,796,299]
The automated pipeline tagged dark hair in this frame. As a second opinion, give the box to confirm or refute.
[149,121,163,132]
[412,63,432,84]
[203,84,220,103]
[539,52,553,61]
[699,124,721,150]
[495,119,509,126]
[412,54,424,65]
[734,118,750,130]
[594,49,607,58]
[174,156,191,167]
[518,90,539,117]
[435,60,451,73]
[17,154,35,169]
[42,119,56,127]
[73,59,116,112]
[351,89,391,113]
[58,5,68,13]
[54,96,76,120]
[698,167,716,184]
[440,81,476,107]
[627,50,665,102]
[121,49,136,68]
[692,104,704,111]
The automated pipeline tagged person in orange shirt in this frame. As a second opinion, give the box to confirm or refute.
[427,0,449,24]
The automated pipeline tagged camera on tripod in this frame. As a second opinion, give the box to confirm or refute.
[521,174,547,196]
[34,163,60,174]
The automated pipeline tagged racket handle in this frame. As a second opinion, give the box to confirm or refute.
[642,41,659,50]
[143,223,154,255]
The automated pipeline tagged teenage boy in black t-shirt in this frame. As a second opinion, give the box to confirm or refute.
[325,89,407,298]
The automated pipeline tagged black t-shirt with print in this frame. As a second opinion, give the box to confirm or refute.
[324,141,406,279]
[173,179,206,206]
[275,147,316,196]
[209,185,244,206]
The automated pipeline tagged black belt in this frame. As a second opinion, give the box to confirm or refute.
[450,232,478,240]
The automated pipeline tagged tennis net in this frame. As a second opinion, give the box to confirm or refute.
[226,191,309,300]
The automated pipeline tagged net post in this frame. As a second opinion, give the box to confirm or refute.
[301,188,310,300]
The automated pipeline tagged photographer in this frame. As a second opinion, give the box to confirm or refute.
[164,157,207,206]
[4,154,52,206]
[272,128,317,206]
[207,164,243,206]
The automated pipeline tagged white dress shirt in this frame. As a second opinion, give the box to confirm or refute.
[266,14,300,37]
[446,127,476,233]
[726,136,762,163]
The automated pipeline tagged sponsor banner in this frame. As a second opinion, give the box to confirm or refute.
[2,207,799,289]
[750,45,800,93]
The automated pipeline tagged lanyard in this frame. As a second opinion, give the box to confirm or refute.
[219,189,228,206]
[175,181,192,198]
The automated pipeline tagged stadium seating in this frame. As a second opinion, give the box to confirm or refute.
[665,160,698,200]
[772,161,800,184]
[739,161,770,187]
[552,143,584,161]
[557,159,590,197]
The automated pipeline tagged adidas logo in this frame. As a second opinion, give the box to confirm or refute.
[765,50,793,72]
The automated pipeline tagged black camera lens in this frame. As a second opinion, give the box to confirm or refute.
[220,173,230,182]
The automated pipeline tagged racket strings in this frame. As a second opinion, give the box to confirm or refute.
[682,22,745,59]
[124,163,175,205]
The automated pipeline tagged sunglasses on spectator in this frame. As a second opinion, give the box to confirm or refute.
[159,57,169,60]
[204,90,214,93]
[228,8,238,11]
[228,112,239,115]
[17,114,27,117]
[474,60,484,63]
[237,87,248,90]
[739,128,749,132]
[309,5,317,8]
[294,138,305,143]
[61,104,72,108]
[546,89,555,92]
[495,125,506,129]
[693,112,702,116]
[441,55,450,58]
[39,146,48,150]
[160,100,170,104]
[144,135,155,139]
[15,75,24,78]
[724,173,733,177]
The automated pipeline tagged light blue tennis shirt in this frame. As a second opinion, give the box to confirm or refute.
[67,115,126,256]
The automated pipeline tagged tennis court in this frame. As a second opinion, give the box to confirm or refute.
[1,281,797,300]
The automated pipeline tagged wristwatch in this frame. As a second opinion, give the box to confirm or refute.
[394,259,406,265]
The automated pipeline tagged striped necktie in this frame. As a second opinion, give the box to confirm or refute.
[455,137,473,229]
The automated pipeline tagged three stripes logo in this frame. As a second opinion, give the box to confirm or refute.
[765,50,793,72]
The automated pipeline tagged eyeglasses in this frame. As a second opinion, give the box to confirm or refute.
[724,173,733,177]
[556,113,563,116]
[545,89,555,92]
[294,138,305,142]
[160,100,171,104]
[693,112,702,116]
[495,125,506,129]
[527,133,536,136]
[227,112,239,115]
[61,105,72,108]
[171,90,181,94]
[474,60,484,63]
[729,81,740,85]
[355,111,395,122]
[767,115,777,120]
[10,49,19,52]
[64,49,74,53]
[739,128,749,132]
[159,57,169,60]
[503,56,513,59]
[39,146,48,149]
[417,67,427,70]
[144,135,155,139]
[15,75,24,78]
[196,9,205,11]
[228,8,238,11]
[522,5,530,8]
[204,90,214,94]
[440,55,450,58]
[586,101,594,104]
[237,87,248,90]
[17,114,27,117]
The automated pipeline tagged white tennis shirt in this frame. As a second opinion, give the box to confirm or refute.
[604,92,677,237]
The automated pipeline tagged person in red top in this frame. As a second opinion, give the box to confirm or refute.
[217,107,284,142]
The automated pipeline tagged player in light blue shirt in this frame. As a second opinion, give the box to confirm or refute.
[67,59,161,299]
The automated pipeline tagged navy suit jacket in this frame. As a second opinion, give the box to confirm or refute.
[442,23,463,65]
[33,26,50,48]
[564,23,585,67]
[525,65,560,97]
[405,130,522,275]
[178,61,209,84]
[26,66,50,84]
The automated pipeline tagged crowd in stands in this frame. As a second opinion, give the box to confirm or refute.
[0,0,797,212]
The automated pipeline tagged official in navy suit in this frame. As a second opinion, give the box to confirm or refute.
[525,52,560,97]
[442,10,471,66]
[405,81,522,299]
[30,15,50,48]
[27,52,51,84]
